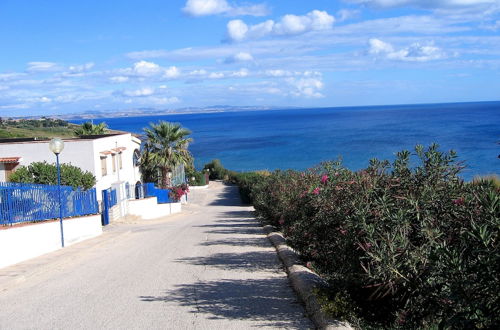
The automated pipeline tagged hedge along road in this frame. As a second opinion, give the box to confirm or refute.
[0,181,313,330]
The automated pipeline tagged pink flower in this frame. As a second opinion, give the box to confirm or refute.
[321,175,328,184]
[278,216,285,225]
[312,187,320,195]
[453,197,465,205]
[306,262,313,269]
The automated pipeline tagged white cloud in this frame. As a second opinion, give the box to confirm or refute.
[227,10,335,42]
[26,62,60,72]
[122,87,155,97]
[337,9,360,22]
[227,20,249,41]
[287,77,324,98]
[133,60,162,76]
[164,66,180,78]
[224,51,254,63]
[68,62,94,73]
[231,68,249,77]
[182,0,269,17]
[110,76,129,83]
[209,72,225,79]
[368,38,446,61]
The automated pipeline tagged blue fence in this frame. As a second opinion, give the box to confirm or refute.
[142,183,172,204]
[0,182,99,225]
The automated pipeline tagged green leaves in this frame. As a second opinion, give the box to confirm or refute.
[74,121,108,136]
[249,144,500,328]
[140,121,193,187]
[9,161,96,190]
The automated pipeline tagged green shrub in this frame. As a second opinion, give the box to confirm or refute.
[228,171,266,204]
[251,144,500,328]
[203,159,228,180]
[9,161,96,190]
[185,169,207,186]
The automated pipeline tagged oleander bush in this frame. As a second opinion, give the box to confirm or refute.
[251,144,499,329]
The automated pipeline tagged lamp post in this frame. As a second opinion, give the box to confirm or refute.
[49,138,65,247]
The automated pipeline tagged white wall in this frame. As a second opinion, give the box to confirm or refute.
[90,133,141,195]
[0,133,142,200]
[0,215,102,269]
[0,163,5,181]
[128,198,182,220]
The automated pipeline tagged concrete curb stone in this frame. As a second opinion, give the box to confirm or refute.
[263,225,353,330]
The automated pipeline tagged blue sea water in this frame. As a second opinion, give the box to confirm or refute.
[72,102,500,180]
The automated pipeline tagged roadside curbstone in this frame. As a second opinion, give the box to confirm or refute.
[263,225,353,330]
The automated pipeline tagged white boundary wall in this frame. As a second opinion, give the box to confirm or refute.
[128,197,182,220]
[0,215,102,269]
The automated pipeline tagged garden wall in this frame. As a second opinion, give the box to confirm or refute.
[127,197,181,220]
[0,214,102,269]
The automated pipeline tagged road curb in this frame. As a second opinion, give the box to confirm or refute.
[263,225,352,330]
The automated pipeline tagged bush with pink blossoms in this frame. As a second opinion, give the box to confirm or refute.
[251,144,499,328]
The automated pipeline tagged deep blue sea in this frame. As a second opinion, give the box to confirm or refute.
[72,102,500,180]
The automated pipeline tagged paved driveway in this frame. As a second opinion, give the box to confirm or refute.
[0,182,312,329]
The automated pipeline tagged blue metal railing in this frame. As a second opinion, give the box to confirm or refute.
[0,182,99,225]
[102,187,118,208]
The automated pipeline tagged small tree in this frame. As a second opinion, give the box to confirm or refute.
[74,121,108,136]
[140,121,193,187]
[9,161,96,190]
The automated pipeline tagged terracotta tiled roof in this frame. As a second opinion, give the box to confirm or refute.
[112,147,126,152]
[0,157,22,163]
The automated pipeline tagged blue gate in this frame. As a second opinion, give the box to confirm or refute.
[101,188,117,226]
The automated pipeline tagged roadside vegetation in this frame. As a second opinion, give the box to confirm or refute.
[211,145,499,329]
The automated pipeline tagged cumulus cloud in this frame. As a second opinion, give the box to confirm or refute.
[68,62,94,73]
[368,38,446,61]
[121,87,155,97]
[224,51,254,63]
[183,0,269,17]
[287,77,324,98]
[133,60,162,76]
[227,10,335,42]
[122,61,181,79]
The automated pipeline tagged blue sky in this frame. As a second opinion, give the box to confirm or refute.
[0,0,499,116]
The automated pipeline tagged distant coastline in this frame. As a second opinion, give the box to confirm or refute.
[3,100,499,121]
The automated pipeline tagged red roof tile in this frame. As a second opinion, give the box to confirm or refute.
[0,157,22,163]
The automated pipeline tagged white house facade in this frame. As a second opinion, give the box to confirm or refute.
[0,132,142,199]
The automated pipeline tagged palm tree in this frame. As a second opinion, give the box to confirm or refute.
[141,121,193,187]
[74,121,108,136]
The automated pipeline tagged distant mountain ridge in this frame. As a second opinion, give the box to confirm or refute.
[8,105,301,120]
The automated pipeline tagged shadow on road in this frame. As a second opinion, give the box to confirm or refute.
[208,183,242,206]
[175,250,281,272]
[139,278,309,329]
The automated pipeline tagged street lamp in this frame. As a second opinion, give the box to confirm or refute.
[49,138,65,248]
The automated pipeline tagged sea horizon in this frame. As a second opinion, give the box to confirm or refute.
[71,101,500,181]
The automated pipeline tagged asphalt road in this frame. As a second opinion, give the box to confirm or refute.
[0,182,312,330]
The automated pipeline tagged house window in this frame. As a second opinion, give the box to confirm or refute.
[101,156,107,176]
[112,154,116,173]
[133,149,140,167]
[118,152,123,169]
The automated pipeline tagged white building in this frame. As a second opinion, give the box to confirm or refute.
[0,132,142,199]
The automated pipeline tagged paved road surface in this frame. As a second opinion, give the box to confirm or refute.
[0,182,312,329]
